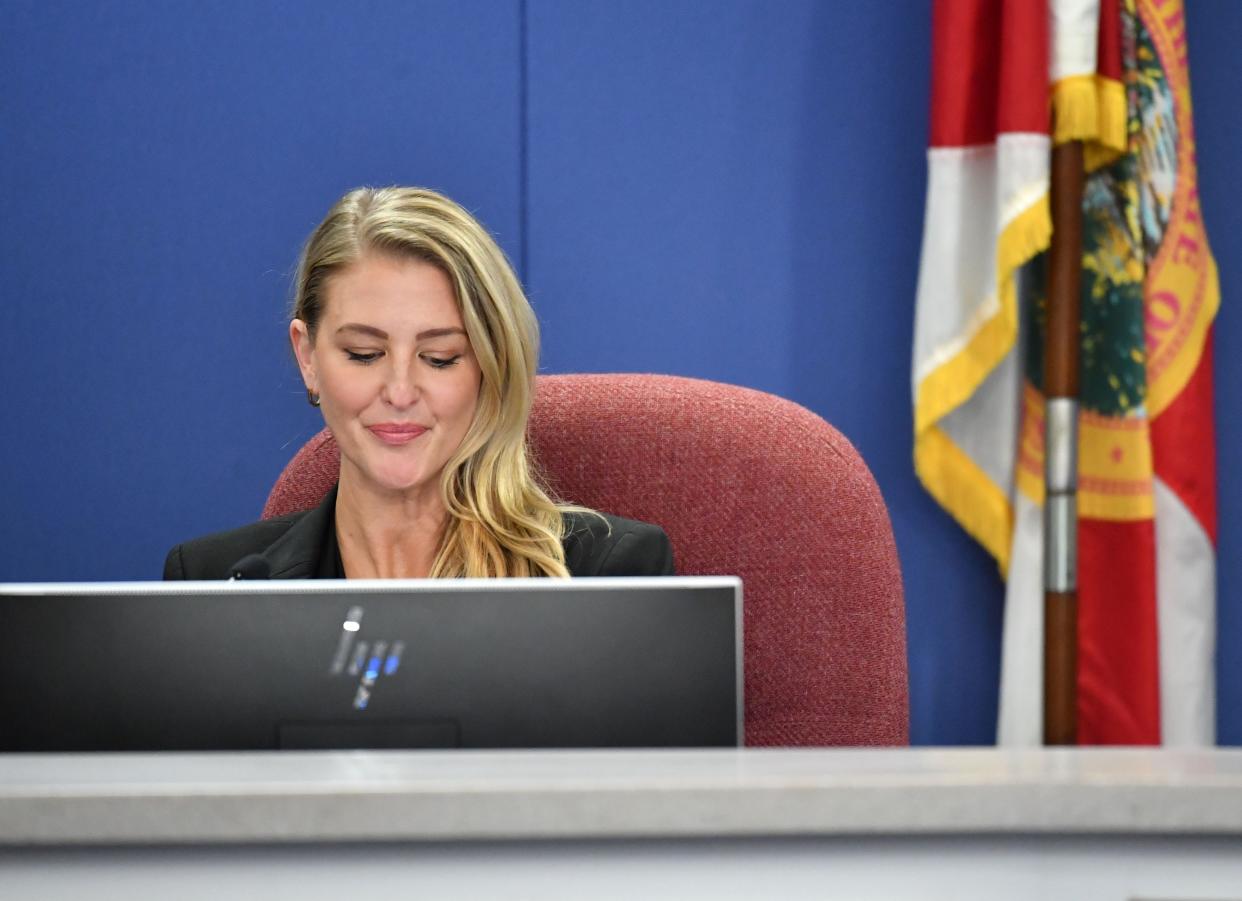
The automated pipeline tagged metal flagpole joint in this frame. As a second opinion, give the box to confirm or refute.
[1043,397,1078,593]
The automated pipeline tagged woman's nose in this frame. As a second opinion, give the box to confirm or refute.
[381,363,421,409]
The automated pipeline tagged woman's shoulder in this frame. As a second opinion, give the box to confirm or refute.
[162,512,309,580]
[166,485,338,580]
[560,510,675,577]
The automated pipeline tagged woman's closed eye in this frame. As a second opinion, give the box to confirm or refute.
[423,353,463,369]
[342,349,463,368]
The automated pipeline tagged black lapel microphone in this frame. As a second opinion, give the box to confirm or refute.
[228,554,272,581]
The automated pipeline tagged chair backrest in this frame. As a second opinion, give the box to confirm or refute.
[264,373,909,746]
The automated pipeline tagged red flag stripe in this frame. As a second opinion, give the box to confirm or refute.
[1078,518,1162,744]
[1150,333,1218,545]
[930,0,1049,147]
[1096,0,1124,82]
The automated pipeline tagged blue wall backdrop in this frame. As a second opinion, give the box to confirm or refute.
[1,0,1236,745]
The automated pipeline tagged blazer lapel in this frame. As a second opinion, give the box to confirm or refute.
[261,485,337,579]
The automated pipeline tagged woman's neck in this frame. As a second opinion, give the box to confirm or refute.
[333,471,447,579]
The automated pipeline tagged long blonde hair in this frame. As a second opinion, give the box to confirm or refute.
[293,186,575,578]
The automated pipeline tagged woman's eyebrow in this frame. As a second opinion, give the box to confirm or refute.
[334,325,463,340]
[336,323,388,339]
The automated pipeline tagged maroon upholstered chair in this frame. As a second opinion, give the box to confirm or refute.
[265,374,909,746]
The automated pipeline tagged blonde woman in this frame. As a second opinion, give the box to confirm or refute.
[165,187,673,580]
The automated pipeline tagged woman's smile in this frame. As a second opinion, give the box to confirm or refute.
[366,423,429,446]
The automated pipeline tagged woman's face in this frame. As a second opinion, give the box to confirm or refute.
[291,253,482,503]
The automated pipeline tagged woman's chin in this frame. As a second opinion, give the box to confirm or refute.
[352,465,437,498]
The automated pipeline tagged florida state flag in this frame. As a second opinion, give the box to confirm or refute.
[913,0,1218,745]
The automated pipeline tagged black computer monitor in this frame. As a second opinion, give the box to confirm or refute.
[0,577,741,751]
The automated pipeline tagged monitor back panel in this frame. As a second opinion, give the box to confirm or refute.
[0,579,740,751]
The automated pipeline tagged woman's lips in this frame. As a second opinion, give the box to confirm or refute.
[367,423,429,446]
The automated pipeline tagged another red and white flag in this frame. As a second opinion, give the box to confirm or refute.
[913,0,1218,745]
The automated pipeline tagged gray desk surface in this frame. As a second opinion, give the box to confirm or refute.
[3,747,1241,846]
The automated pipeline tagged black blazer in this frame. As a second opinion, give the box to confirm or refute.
[163,486,675,580]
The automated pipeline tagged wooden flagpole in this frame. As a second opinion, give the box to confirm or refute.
[1043,140,1084,745]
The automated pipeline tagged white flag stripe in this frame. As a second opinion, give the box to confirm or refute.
[913,148,1000,386]
[996,133,1053,226]
[1154,477,1216,745]
[998,493,1044,746]
[913,136,1049,388]
[1050,0,1100,81]
[942,349,1023,492]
